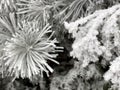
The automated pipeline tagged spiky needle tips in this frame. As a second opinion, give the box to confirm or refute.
[4,21,63,79]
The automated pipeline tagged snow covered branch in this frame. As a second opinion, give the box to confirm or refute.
[65,4,120,87]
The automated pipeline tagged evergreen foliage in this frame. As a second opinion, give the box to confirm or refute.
[0,0,120,90]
